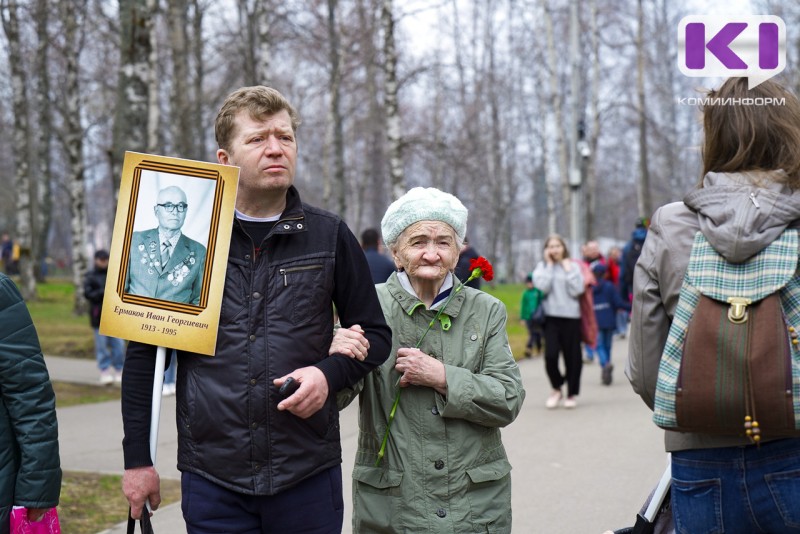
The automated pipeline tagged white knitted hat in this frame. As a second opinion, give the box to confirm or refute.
[381,187,468,245]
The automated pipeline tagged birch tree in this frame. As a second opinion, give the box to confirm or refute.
[60,0,89,313]
[1,0,36,299]
[635,0,652,219]
[325,0,345,215]
[34,0,52,282]
[168,0,193,158]
[382,0,404,199]
[542,1,569,231]
[111,0,151,191]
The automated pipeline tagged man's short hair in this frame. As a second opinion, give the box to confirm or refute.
[95,249,109,260]
[361,228,381,249]
[215,86,301,152]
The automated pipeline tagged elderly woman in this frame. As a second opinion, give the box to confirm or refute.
[335,187,525,534]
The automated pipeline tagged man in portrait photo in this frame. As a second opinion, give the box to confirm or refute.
[124,185,207,305]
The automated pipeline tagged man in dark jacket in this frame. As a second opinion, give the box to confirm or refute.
[84,249,126,384]
[121,86,392,533]
[454,236,482,289]
[360,227,395,283]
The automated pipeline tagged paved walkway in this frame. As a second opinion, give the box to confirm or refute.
[48,338,666,534]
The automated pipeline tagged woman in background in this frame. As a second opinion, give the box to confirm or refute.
[533,234,585,409]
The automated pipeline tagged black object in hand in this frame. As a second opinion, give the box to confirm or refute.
[279,376,300,398]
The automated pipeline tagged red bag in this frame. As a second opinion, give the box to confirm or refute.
[10,507,60,534]
[577,261,598,349]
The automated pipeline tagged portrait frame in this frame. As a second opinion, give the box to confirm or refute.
[100,152,239,355]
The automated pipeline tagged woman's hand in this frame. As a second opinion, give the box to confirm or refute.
[561,258,573,271]
[395,347,447,395]
[329,324,370,361]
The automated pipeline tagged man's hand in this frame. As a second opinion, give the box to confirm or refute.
[26,508,49,522]
[275,366,329,418]
[329,324,370,361]
[123,466,161,519]
[395,347,447,395]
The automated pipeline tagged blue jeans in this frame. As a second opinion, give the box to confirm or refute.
[181,466,343,533]
[671,438,800,533]
[164,349,177,385]
[596,328,614,368]
[616,309,629,335]
[93,329,125,371]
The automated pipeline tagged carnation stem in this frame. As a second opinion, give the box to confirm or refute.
[375,268,481,466]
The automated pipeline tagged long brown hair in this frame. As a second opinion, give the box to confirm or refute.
[543,234,570,259]
[702,78,800,188]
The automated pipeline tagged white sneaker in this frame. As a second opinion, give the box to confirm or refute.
[162,383,176,396]
[114,370,123,384]
[564,396,578,409]
[99,370,114,385]
[545,390,562,409]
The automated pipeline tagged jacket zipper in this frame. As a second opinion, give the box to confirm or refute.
[279,265,323,287]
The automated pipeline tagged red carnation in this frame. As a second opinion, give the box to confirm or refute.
[469,256,494,282]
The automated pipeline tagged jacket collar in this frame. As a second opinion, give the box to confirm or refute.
[385,271,467,318]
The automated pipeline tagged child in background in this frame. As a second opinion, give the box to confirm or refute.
[520,273,544,358]
[591,263,631,385]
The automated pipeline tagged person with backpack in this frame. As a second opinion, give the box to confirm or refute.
[627,77,800,532]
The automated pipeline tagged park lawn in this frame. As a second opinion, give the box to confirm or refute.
[25,279,95,358]
[483,282,528,358]
[58,471,181,534]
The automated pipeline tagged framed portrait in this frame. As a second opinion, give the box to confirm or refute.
[100,152,239,355]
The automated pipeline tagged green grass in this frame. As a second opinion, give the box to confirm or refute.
[53,381,122,407]
[25,280,95,359]
[483,282,528,357]
[58,471,181,534]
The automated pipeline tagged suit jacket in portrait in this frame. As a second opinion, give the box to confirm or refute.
[125,228,207,305]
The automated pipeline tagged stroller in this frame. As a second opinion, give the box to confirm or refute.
[612,460,673,534]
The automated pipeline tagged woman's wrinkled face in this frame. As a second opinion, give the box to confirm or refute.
[392,221,459,283]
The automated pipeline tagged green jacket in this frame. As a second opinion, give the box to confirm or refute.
[340,272,525,533]
[520,287,543,321]
[0,274,61,531]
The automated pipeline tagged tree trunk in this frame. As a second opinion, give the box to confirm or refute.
[191,0,205,160]
[255,0,271,84]
[34,0,52,282]
[146,0,160,153]
[326,0,346,216]
[168,0,192,158]
[111,0,151,192]
[356,0,385,227]
[381,0,404,200]
[1,0,37,299]
[543,0,570,225]
[636,0,652,219]
[585,0,600,239]
[237,0,271,86]
[61,0,89,314]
